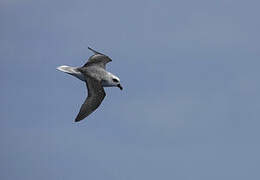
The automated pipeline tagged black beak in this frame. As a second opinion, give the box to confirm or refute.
[117,84,123,90]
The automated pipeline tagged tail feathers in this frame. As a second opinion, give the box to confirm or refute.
[56,65,77,74]
[56,65,85,81]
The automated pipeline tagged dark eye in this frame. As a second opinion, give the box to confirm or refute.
[112,78,119,83]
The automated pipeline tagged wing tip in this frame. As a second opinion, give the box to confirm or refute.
[87,46,93,51]
[88,46,104,55]
[75,116,83,122]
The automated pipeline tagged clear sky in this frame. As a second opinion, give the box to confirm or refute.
[1,0,260,179]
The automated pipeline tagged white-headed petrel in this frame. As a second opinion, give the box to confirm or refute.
[57,47,122,122]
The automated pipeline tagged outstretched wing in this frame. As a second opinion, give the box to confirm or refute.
[83,47,112,69]
[75,76,106,122]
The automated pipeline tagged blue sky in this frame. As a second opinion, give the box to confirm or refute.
[1,0,260,179]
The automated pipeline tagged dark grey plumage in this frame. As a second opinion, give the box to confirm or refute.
[83,47,112,69]
[75,76,106,122]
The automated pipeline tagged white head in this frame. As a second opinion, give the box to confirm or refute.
[111,75,123,90]
[102,73,123,90]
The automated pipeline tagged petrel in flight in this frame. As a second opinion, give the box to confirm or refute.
[57,47,123,122]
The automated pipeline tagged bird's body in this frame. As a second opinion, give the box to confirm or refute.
[57,47,122,122]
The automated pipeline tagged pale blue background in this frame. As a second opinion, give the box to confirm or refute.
[1,0,260,179]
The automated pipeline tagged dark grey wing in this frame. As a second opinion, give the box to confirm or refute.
[83,47,112,69]
[75,77,106,122]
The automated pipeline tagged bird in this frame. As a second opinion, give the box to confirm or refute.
[57,47,123,122]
